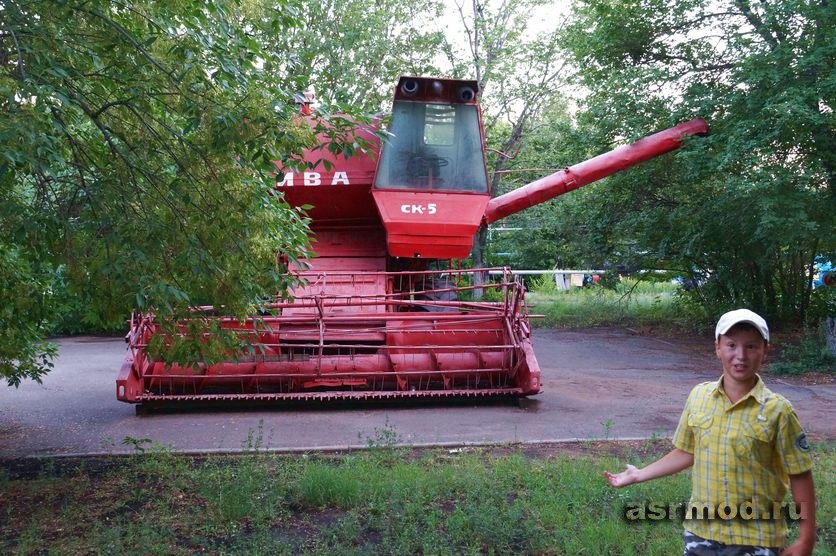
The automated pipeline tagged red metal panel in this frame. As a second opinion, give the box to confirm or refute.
[287,255,388,319]
[308,227,387,259]
[372,190,489,258]
[274,116,381,224]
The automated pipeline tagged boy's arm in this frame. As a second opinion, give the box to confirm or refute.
[604,448,693,488]
[780,471,816,556]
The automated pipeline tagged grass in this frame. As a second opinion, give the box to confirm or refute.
[526,277,702,331]
[1,440,833,555]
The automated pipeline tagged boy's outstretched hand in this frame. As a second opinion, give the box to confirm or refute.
[604,449,694,488]
[604,464,640,487]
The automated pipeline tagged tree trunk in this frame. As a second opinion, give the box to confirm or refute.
[825,317,836,357]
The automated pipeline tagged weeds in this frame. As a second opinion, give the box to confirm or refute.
[359,417,405,467]
[770,332,835,376]
[601,418,614,440]
[121,435,153,453]
[293,459,363,508]
[360,417,403,450]
[529,273,558,294]
[199,456,282,528]
[529,278,700,331]
[242,419,271,452]
[3,441,831,555]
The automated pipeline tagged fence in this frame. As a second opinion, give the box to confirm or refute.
[488,269,606,290]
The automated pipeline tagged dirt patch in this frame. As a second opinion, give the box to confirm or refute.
[765,371,834,386]
[269,508,349,549]
[479,439,674,461]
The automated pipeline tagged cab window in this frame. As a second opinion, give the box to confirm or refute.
[375,101,488,192]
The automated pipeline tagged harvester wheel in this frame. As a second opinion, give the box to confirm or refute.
[517,397,539,410]
[135,404,153,416]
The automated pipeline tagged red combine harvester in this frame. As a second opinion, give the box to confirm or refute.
[117,76,708,406]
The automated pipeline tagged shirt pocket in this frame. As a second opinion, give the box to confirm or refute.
[733,420,773,463]
[687,412,714,446]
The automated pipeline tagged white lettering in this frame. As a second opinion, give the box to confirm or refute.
[400,203,439,215]
[304,172,321,186]
[276,171,352,187]
[332,171,350,185]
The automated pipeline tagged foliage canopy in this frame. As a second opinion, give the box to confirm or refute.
[0,0,318,385]
[263,0,446,111]
[529,0,835,326]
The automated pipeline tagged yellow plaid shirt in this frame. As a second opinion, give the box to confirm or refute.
[672,376,812,547]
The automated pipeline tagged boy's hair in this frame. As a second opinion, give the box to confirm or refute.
[722,322,767,343]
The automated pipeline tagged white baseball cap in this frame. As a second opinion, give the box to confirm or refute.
[715,309,769,343]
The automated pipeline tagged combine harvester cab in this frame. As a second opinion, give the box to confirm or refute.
[117,76,707,407]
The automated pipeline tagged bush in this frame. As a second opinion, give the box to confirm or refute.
[769,332,836,376]
[529,273,557,294]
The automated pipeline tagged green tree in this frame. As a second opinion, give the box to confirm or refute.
[262,0,446,111]
[560,0,834,326]
[447,0,571,292]
[0,0,318,386]
[485,97,590,270]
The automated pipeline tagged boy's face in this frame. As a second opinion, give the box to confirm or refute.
[715,326,769,387]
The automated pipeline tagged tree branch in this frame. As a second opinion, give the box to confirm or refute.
[91,98,137,119]
[79,7,176,81]
[733,0,780,49]
[3,25,26,80]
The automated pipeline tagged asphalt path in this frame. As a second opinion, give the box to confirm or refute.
[1,329,833,458]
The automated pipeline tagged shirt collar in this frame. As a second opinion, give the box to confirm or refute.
[713,375,766,404]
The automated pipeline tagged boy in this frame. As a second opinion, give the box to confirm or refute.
[605,309,816,555]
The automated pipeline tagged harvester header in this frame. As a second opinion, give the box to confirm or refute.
[116,75,708,407]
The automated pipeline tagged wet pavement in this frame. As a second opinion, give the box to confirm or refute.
[1,329,833,458]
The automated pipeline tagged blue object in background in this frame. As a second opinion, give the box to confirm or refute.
[813,259,834,288]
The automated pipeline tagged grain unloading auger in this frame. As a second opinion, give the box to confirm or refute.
[117,76,708,406]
